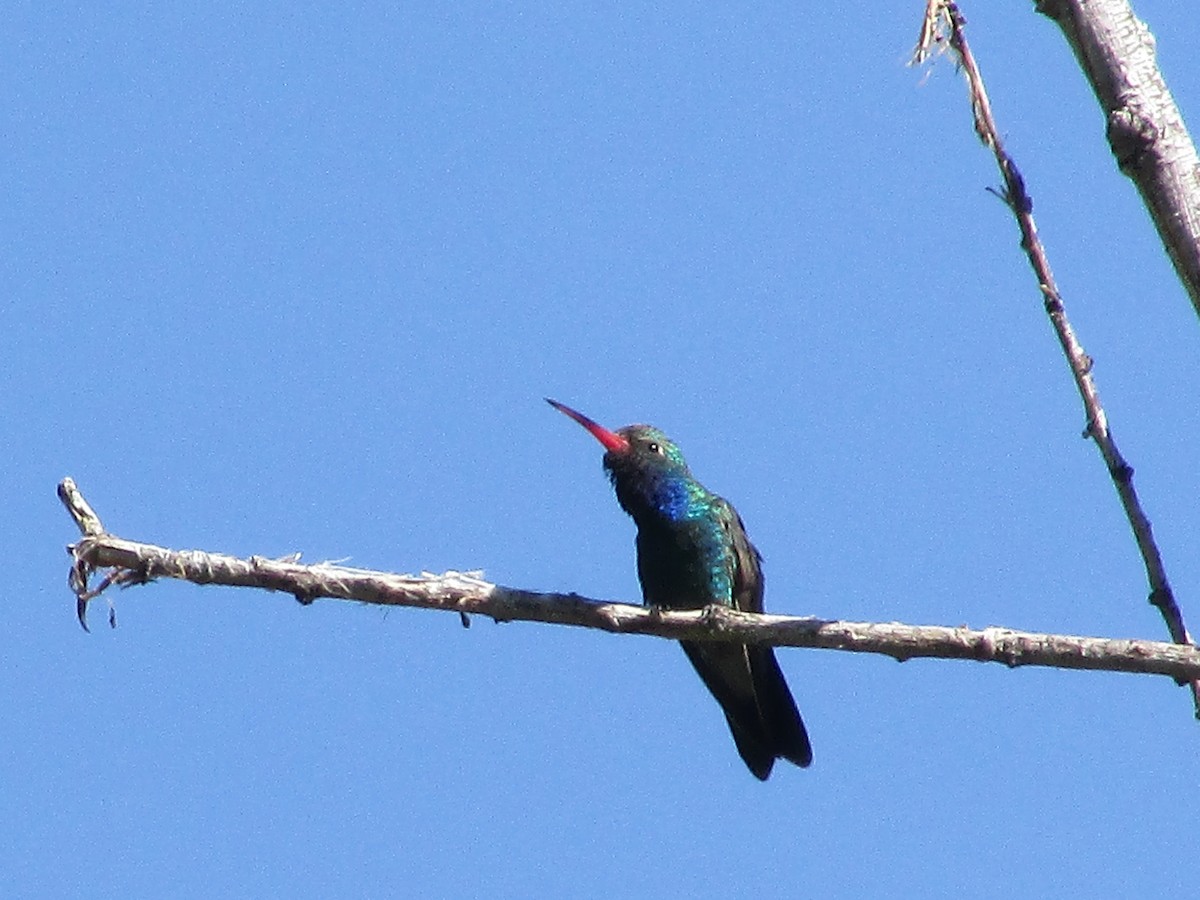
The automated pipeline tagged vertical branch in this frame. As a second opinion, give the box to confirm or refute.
[914,1,1200,716]
[1035,0,1200,319]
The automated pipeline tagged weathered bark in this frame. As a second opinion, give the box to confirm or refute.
[58,478,1200,684]
[1037,0,1200,316]
[912,1,1199,715]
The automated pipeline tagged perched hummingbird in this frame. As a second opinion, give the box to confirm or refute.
[548,399,812,779]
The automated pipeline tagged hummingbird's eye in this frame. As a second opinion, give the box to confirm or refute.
[648,442,662,454]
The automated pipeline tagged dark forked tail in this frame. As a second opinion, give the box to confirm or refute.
[681,641,811,780]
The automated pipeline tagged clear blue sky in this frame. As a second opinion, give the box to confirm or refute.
[4,3,1199,897]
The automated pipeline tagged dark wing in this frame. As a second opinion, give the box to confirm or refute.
[713,497,765,614]
[712,497,812,771]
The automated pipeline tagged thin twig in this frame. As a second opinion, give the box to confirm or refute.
[913,1,1199,717]
[58,477,113,631]
[59,478,1200,682]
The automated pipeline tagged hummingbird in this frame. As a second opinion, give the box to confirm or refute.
[548,399,812,779]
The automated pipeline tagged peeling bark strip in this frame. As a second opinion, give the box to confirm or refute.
[58,478,1200,684]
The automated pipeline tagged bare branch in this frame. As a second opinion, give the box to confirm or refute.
[913,1,1200,717]
[58,477,104,537]
[58,477,110,631]
[1035,0,1200,317]
[59,479,1200,684]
